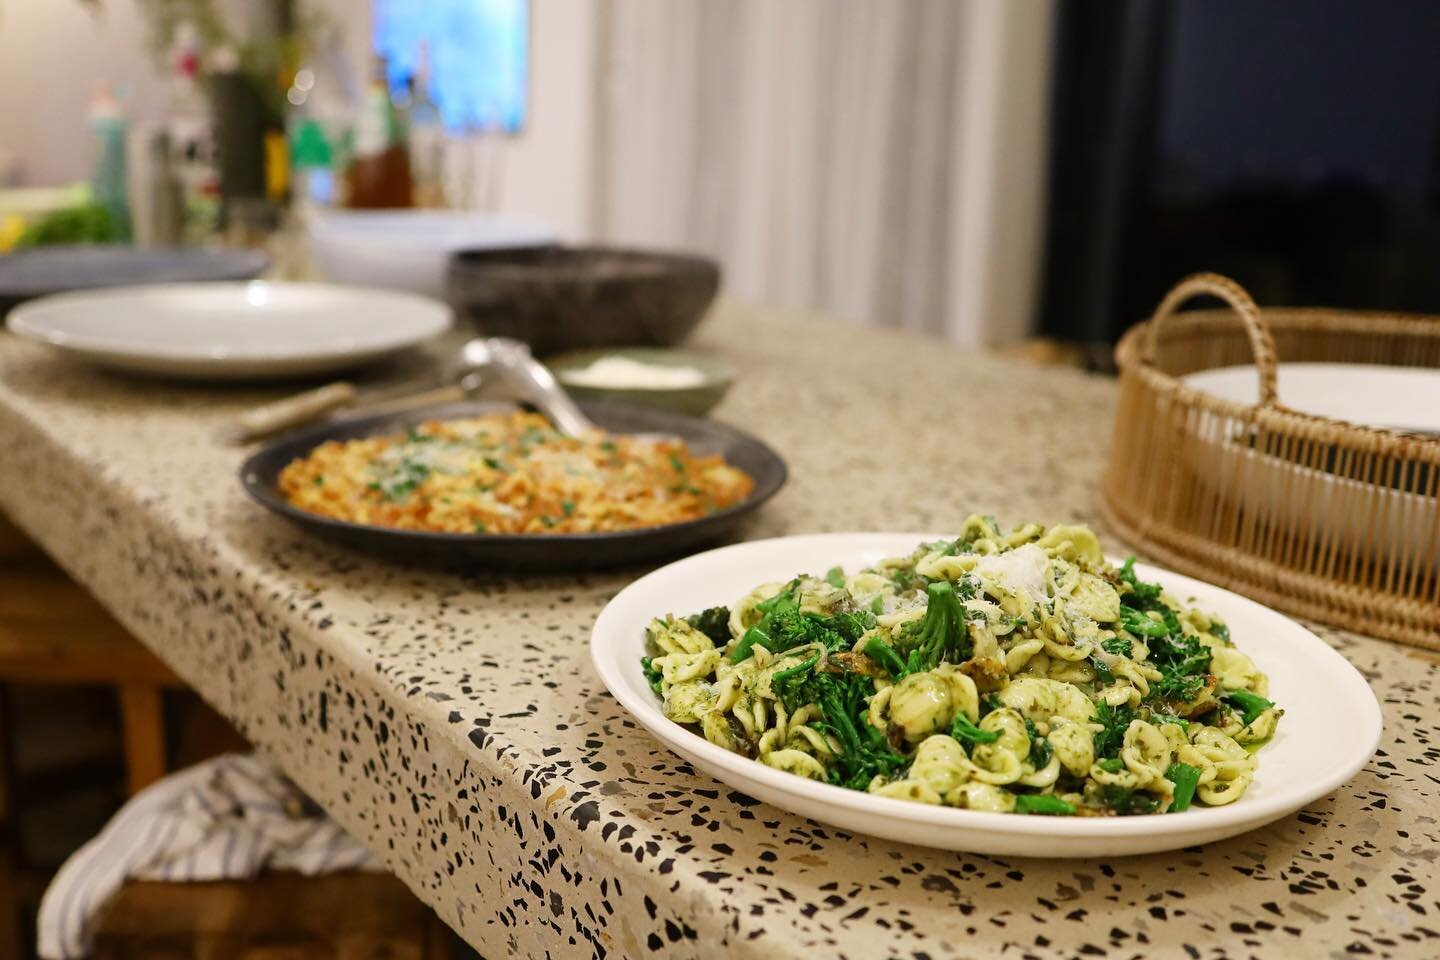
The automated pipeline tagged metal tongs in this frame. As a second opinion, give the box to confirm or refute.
[226,337,602,443]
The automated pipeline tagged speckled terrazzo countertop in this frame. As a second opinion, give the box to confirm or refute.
[1,301,1436,960]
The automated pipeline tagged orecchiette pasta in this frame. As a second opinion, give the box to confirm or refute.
[640,517,1281,817]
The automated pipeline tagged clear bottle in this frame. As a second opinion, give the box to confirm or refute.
[408,44,446,208]
[142,130,185,246]
[167,22,220,244]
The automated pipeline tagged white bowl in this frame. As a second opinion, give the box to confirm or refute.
[1182,363,1440,566]
[7,281,452,380]
[1183,362,1440,435]
[591,533,1382,857]
[308,210,555,299]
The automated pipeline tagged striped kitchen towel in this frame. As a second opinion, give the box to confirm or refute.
[38,752,382,959]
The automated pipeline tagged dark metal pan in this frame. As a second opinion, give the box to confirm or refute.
[239,400,787,570]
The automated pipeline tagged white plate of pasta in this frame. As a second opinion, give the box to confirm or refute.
[590,519,1382,856]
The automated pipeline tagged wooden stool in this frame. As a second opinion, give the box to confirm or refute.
[0,514,186,958]
[0,548,183,797]
[92,871,450,960]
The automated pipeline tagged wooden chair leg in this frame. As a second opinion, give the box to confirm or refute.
[425,915,451,960]
[0,687,24,960]
[118,685,167,797]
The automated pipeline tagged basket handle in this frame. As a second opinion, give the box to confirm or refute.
[1142,272,1279,407]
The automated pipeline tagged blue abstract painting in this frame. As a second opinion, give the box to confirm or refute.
[373,0,529,133]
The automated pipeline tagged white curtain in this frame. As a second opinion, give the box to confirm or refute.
[590,0,1054,344]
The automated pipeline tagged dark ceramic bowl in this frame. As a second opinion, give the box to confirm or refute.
[445,245,720,356]
[0,246,269,316]
[240,399,785,570]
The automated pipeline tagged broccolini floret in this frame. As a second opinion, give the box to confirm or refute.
[898,580,974,674]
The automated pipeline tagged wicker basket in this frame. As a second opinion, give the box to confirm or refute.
[1103,272,1440,649]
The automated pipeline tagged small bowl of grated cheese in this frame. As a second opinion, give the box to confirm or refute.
[545,347,735,417]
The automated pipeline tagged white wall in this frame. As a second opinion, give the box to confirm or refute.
[0,0,600,241]
[0,0,169,186]
[486,0,598,240]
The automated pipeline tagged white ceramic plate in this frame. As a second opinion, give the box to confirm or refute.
[6,281,452,380]
[591,533,1382,857]
[1183,362,1440,434]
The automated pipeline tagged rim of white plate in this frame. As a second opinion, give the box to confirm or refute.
[591,532,1383,842]
[5,281,453,361]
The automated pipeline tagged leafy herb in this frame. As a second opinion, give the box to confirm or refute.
[15,203,118,247]
[1100,784,1159,815]
[684,607,732,646]
[640,656,664,694]
[1221,689,1275,727]
[1117,557,1212,708]
[1090,654,1115,686]
[1023,716,1052,768]
[825,566,847,589]
[1097,758,1125,773]
[1209,620,1232,644]
[889,567,929,593]
[1166,762,1202,812]
[1013,794,1075,816]
[668,453,686,473]
[1118,556,1162,604]
[924,537,971,558]
[313,475,324,486]
[1092,701,1134,758]
[561,500,575,517]
[473,521,487,533]
[1102,635,1133,656]
[1147,628,1213,704]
